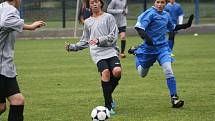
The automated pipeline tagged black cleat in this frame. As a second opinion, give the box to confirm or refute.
[128,46,138,55]
[171,95,184,108]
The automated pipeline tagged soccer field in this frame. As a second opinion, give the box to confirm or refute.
[1,34,215,121]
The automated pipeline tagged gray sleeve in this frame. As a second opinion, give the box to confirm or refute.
[107,0,123,14]
[98,16,118,47]
[68,23,89,51]
[125,5,128,14]
[0,10,24,32]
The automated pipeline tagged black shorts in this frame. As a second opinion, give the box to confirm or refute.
[97,56,121,73]
[118,26,126,33]
[0,74,20,103]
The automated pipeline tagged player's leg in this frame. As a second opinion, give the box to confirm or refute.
[108,56,121,110]
[135,53,155,78]
[161,62,184,108]
[159,50,184,108]
[161,62,177,96]
[119,26,127,58]
[109,56,121,93]
[97,60,113,112]
[5,76,25,121]
[0,75,7,115]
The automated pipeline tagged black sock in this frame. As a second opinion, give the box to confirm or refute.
[8,105,24,121]
[121,40,126,53]
[101,81,112,110]
[110,75,121,93]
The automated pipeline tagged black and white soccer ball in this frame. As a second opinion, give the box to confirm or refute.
[91,106,110,121]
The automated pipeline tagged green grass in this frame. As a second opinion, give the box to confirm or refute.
[1,34,215,121]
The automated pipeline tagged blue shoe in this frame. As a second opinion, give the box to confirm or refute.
[109,108,116,115]
[111,100,116,109]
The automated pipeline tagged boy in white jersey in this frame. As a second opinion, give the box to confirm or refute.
[65,0,121,115]
[107,0,128,58]
[0,0,45,120]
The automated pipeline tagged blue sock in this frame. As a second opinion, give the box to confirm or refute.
[168,40,174,50]
[166,77,177,97]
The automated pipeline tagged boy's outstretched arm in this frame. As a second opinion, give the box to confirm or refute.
[23,21,46,30]
[174,14,194,31]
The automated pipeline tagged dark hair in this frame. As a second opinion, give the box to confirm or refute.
[99,0,104,9]
[88,0,104,9]
[0,0,13,4]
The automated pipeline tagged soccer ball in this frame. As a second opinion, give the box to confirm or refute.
[91,106,110,121]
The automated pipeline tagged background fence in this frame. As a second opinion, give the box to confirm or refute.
[20,0,215,28]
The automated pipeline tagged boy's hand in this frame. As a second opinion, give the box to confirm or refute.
[88,39,99,46]
[23,21,45,30]
[32,21,46,29]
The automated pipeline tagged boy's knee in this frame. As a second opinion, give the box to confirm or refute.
[137,66,148,78]
[101,69,111,81]
[9,93,25,105]
[112,67,121,77]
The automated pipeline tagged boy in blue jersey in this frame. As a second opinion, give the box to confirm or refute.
[164,0,184,51]
[128,0,193,108]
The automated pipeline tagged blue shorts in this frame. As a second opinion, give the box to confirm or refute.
[135,44,172,69]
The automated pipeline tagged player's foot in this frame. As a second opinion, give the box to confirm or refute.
[171,53,175,57]
[170,53,175,62]
[171,95,184,108]
[111,100,116,109]
[120,53,126,58]
[128,46,138,55]
[109,108,116,115]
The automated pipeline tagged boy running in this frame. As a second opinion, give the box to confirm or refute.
[0,0,45,120]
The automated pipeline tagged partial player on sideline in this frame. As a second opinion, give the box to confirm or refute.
[0,0,45,121]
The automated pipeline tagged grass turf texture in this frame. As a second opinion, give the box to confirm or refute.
[1,34,215,121]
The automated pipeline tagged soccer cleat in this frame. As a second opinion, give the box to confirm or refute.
[171,95,184,108]
[111,100,116,109]
[109,108,116,115]
[120,53,126,58]
[171,53,175,57]
[170,53,176,62]
[128,46,138,55]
